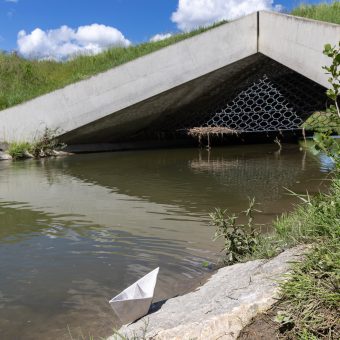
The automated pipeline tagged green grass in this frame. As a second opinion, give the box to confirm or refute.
[291,1,340,25]
[277,240,340,338]
[0,22,225,111]
[211,175,340,338]
[7,141,32,159]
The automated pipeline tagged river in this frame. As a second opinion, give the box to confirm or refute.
[0,144,332,339]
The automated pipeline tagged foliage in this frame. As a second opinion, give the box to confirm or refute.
[7,127,64,160]
[30,127,65,158]
[307,42,340,170]
[210,176,340,338]
[276,239,340,339]
[7,141,32,159]
[291,1,340,25]
[0,21,226,111]
[323,42,340,120]
[209,198,261,264]
[259,42,340,339]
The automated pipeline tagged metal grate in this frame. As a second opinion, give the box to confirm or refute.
[135,66,332,139]
[181,74,327,133]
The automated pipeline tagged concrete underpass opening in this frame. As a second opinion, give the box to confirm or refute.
[63,55,328,151]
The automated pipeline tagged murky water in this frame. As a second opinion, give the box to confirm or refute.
[0,144,332,339]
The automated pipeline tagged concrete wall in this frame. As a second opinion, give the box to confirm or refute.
[259,11,340,88]
[0,11,339,144]
[0,14,257,142]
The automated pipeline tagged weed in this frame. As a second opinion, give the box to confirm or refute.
[7,141,32,159]
[276,240,340,338]
[7,127,65,160]
[30,127,65,158]
[209,198,262,264]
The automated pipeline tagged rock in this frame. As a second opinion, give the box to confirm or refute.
[51,150,73,157]
[0,142,9,152]
[110,246,308,340]
[23,150,34,159]
[0,151,12,161]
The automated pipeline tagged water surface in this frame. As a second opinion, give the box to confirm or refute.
[0,144,331,339]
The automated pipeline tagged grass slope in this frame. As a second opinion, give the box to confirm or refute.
[291,1,340,25]
[0,22,224,111]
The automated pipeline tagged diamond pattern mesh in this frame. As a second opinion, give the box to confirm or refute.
[142,74,329,137]
[177,74,327,133]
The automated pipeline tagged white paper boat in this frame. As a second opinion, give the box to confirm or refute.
[109,267,159,325]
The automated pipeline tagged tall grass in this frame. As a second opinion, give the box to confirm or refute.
[291,1,340,25]
[0,22,225,111]
[211,175,340,338]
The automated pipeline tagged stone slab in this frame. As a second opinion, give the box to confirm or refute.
[110,246,307,340]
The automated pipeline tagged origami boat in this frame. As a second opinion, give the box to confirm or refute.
[109,267,159,325]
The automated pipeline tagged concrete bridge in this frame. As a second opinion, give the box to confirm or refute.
[0,11,339,151]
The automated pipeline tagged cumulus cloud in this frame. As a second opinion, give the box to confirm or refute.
[150,33,172,42]
[171,0,283,31]
[17,24,131,60]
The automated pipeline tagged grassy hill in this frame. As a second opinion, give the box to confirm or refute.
[291,1,340,25]
[0,23,225,111]
[0,2,339,111]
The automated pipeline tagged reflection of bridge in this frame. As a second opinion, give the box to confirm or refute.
[0,12,339,151]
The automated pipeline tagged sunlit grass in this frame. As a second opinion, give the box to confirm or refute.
[0,22,225,111]
[291,1,340,25]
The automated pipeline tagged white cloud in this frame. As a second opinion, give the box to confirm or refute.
[150,33,172,42]
[4,0,18,3]
[171,0,283,31]
[17,24,131,60]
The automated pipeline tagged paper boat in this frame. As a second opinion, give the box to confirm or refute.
[109,267,159,325]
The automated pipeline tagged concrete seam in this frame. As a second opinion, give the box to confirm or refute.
[257,11,260,52]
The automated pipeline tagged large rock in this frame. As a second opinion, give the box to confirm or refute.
[110,246,307,340]
[0,151,12,161]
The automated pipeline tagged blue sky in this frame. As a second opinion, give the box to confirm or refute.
[0,0,330,59]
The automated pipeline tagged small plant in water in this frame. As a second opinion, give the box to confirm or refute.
[7,141,32,159]
[7,127,66,160]
[31,127,65,158]
[209,198,261,264]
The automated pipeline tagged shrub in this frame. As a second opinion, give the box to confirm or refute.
[209,198,261,264]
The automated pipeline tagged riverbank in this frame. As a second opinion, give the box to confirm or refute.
[112,175,339,339]
[0,128,71,160]
[111,246,308,340]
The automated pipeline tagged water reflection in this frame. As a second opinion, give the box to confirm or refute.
[0,144,330,339]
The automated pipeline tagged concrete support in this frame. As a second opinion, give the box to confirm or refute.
[259,11,340,88]
[0,12,339,145]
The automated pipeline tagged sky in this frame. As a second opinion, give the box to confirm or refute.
[0,0,331,60]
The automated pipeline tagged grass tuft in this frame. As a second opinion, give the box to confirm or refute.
[291,1,340,25]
